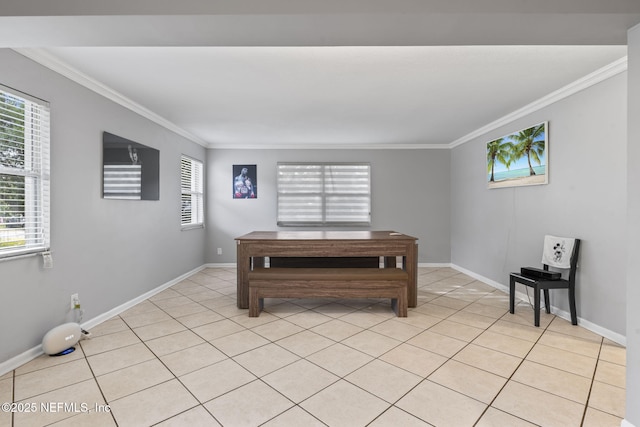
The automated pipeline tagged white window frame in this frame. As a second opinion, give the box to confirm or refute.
[180,155,204,229]
[277,162,371,226]
[0,85,50,259]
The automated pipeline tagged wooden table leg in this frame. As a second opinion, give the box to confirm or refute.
[236,242,250,309]
[405,243,418,308]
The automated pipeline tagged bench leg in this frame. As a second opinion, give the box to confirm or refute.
[398,297,407,317]
[395,289,408,317]
[249,288,260,317]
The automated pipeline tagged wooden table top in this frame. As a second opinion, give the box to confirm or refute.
[235,230,418,241]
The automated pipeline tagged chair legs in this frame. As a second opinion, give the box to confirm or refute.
[510,280,578,327]
[509,276,516,314]
[543,289,551,314]
[510,275,546,327]
[568,286,577,325]
[511,277,543,326]
[533,285,541,327]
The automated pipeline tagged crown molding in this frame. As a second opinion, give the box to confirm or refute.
[12,48,209,148]
[14,48,627,151]
[448,56,628,149]
[15,48,448,150]
[207,142,450,150]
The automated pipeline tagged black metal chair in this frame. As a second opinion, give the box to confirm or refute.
[509,238,581,327]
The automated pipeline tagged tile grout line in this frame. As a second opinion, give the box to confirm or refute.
[6,266,625,426]
[580,336,605,425]
[471,307,555,426]
[93,299,203,423]
[76,341,119,426]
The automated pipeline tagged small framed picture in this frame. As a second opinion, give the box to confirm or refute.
[233,165,257,199]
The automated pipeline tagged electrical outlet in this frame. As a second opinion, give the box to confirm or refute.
[217,248,222,255]
[71,293,80,310]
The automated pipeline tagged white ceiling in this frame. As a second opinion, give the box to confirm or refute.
[2,1,638,149]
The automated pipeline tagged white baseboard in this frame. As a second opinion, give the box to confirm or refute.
[622,419,637,427]
[0,345,44,378]
[201,262,631,346]
[80,264,207,332]
[419,262,452,268]
[450,263,626,346]
[208,258,627,346]
[450,263,510,293]
[2,261,627,376]
[0,265,206,377]
[204,262,237,268]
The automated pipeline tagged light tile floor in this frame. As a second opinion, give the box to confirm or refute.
[1,267,626,426]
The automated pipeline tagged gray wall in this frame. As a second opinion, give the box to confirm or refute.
[3,45,637,421]
[205,148,451,265]
[626,23,640,427]
[0,49,207,364]
[451,73,628,336]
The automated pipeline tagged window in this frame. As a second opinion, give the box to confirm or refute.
[0,85,50,259]
[180,155,204,228]
[277,163,371,226]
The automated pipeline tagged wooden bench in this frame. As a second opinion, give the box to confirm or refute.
[248,267,408,317]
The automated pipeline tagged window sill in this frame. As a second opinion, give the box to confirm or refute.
[0,248,47,262]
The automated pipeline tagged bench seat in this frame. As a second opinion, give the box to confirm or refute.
[248,267,408,317]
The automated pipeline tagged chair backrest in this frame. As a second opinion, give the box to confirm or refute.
[543,238,581,283]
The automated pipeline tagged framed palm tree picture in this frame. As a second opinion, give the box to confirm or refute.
[487,121,548,189]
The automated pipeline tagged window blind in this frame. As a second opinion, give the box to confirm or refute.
[181,155,204,228]
[0,85,50,258]
[277,163,371,226]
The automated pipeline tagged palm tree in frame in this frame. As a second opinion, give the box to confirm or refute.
[512,123,546,176]
[487,138,514,182]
